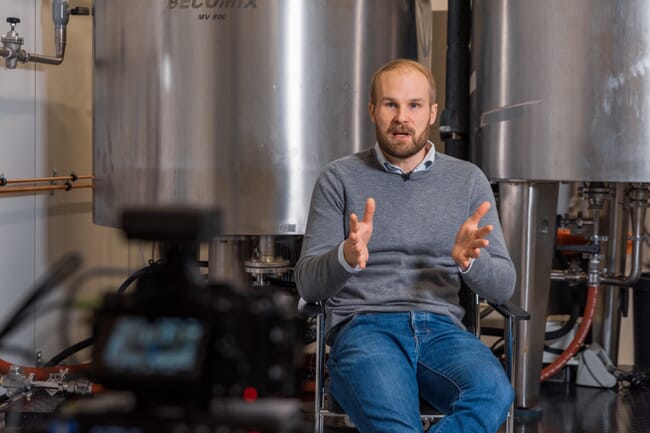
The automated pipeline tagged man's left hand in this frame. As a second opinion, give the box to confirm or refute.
[452,201,493,271]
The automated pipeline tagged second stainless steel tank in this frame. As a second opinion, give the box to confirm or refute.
[471,0,650,182]
[93,0,418,234]
[471,0,650,410]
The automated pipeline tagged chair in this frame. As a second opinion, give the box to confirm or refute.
[299,290,530,433]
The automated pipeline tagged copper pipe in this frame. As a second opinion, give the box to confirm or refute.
[0,183,93,194]
[1,174,93,185]
[0,358,91,381]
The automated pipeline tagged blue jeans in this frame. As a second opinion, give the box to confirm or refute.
[327,311,514,433]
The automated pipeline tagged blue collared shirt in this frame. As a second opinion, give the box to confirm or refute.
[373,141,436,176]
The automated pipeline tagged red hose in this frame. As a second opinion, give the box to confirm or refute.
[540,284,598,381]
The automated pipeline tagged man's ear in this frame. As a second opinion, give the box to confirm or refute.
[368,103,376,123]
[429,103,438,125]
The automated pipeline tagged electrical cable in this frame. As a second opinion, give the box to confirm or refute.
[545,299,581,341]
[543,345,565,355]
[490,338,505,363]
[0,253,99,382]
[48,263,162,367]
[47,256,202,366]
[0,252,81,342]
[612,368,650,391]
[116,261,162,295]
[56,266,136,366]
[0,299,90,365]
[43,337,94,368]
[47,258,200,368]
[480,305,494,320]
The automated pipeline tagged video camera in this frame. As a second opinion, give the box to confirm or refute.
[90,208,304,410]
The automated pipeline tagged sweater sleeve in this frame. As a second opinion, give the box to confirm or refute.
[295,167,355,302]
[460,169,517,304]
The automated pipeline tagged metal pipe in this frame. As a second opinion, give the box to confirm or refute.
[0,183,92,194]
[595,183,628,363]
[18,52,63,66]
[600,191,647,286]
[440,0,471,160]
[499,181,559,409]
[550,270,588,283]
[207,237,253,290]
[258,235,276,260]
[415,0,433,67]
[550,184,648,288]
[52,0,70,59]
[1,0,69,69]
[588,205,602,286]
[1,174,92,185]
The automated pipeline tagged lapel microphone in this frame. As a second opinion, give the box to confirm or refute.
[401,171,413,181]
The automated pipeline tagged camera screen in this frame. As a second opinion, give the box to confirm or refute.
[101,316,205,376]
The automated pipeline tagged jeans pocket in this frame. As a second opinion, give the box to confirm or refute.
[328,314,361,362]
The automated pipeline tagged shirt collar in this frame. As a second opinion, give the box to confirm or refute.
[374,141,436,175]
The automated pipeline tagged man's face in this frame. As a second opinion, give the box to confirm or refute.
[369,68,437,165]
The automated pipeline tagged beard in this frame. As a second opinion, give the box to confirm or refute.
[376,123,431,161]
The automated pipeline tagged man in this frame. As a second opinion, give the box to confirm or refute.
[295,58,516,433]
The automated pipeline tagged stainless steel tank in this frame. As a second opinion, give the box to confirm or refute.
[471,0,650,411]
[471,0,650,183]
[92,0,418,234]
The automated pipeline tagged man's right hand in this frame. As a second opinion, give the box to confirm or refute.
[343,198,375,269]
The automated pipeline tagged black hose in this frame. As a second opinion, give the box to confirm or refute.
[48,264,159,365]
[47,257,211,367]
[545,300,581,341]
[0,252,81,342]
[116,261,163,295]
[44,336,94,367]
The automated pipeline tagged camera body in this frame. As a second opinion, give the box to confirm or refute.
[91,208,304,409]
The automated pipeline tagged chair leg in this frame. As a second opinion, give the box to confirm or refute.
[504,315,516,433]
[505,404,514,433]
[315,311,325,433]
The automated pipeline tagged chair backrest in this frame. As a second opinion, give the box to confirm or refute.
[459,281,480,334]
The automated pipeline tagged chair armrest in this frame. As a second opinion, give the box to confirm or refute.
[297,299,324,319]
[486,301,530,321]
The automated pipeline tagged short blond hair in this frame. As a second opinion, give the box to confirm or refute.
[369,58,437,106]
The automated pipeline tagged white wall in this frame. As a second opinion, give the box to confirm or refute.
[0,0,140,367]
[0,0,41,363]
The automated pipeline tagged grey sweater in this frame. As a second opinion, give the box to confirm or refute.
[295,148,516,337]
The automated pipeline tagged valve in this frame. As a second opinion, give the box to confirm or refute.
[70,7,91,16]
[0,366,94,398]
[1,0,77,69]
[7,17,20,27]
[1,17,24,69]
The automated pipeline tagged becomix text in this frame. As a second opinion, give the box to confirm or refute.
[169,0,257,8]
